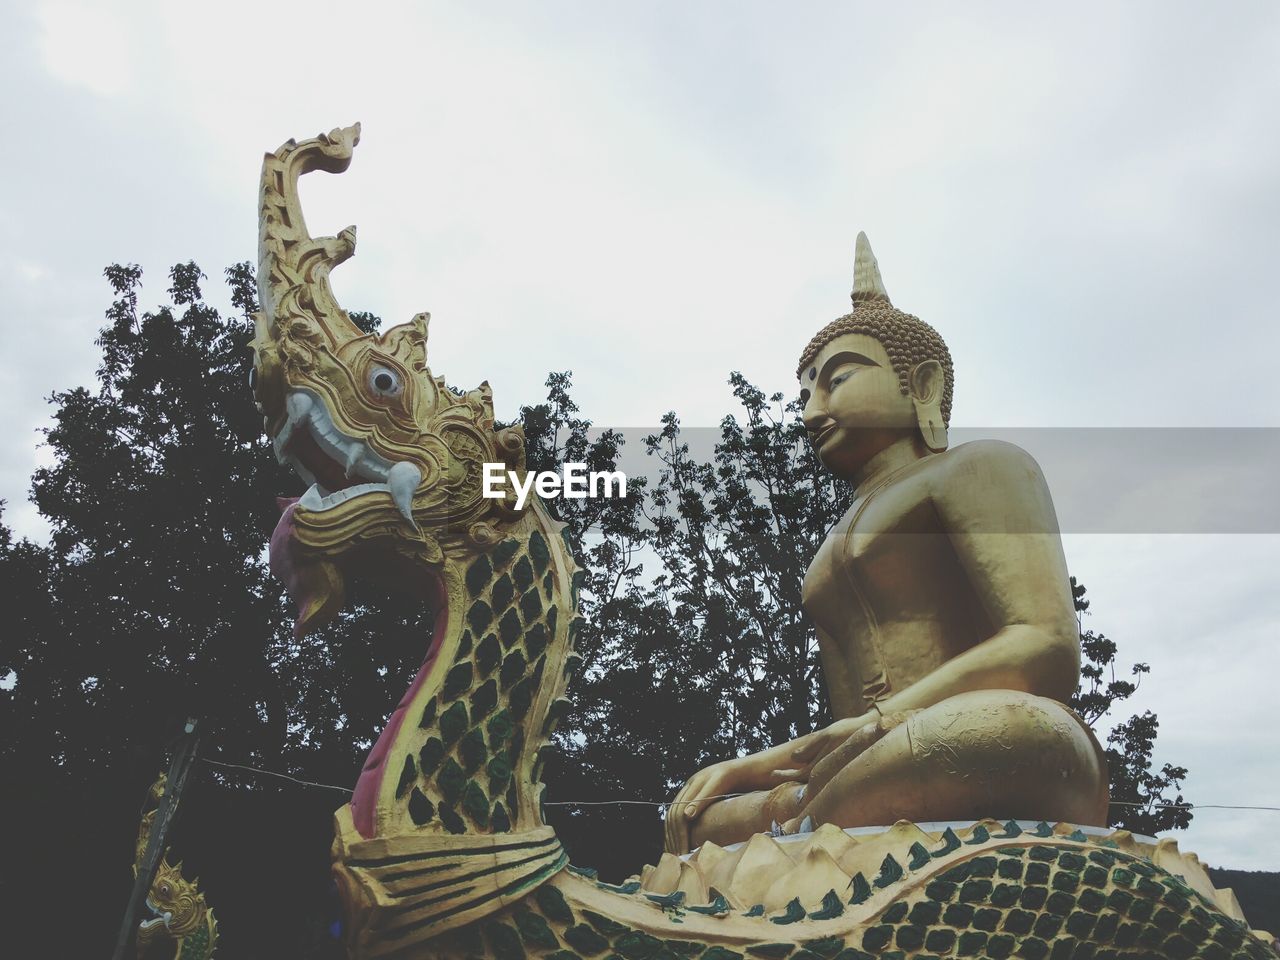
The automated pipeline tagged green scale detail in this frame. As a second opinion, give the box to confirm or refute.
[394,529,574,834]
[822,842,1274,960]
[426,842,1274,960]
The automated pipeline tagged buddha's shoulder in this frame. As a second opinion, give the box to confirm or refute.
[923,439,1047,491]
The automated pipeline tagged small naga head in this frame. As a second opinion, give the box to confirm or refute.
[138,858,209,942]
[251,125,525,635]
[797,232,955,479]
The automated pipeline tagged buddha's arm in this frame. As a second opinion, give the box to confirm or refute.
[877,440,1080,714]
[815,623,863,719]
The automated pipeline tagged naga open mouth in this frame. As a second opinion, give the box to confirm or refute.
[139,897,173,931]
[273,389,421,522]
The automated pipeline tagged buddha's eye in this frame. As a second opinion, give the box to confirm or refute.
[368,365,402,398]
[830,371,853,388]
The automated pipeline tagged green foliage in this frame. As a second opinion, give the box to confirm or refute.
[640,373,851,754]
[0,262,405,956]
[0,261,1198,955]
[23,261,290,768]
[1069,579,1191,833]
[523,370,856,871]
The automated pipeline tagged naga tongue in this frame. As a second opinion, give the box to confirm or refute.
[269,499,346,638]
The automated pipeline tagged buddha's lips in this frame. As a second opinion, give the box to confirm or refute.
[810,424,838,447]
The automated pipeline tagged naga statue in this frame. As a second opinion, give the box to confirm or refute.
[133,775,218,960]
[251,124,1274,959]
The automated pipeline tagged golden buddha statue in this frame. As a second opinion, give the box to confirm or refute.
[664,233,1109,856]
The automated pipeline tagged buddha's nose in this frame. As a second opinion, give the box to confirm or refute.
[803,408,832,436]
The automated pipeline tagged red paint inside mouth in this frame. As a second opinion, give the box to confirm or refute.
[351,569,448,839]
[286,425,361,494]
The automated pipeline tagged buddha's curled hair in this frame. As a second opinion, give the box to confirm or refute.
[796,297,955,427]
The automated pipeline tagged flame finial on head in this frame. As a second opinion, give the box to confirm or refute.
[851,231,890,304]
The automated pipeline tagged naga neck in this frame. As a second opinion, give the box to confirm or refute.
[343,500,581,841]
[331,499,583,948]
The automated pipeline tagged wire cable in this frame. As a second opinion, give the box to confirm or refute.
[197,757,1278,812]
[200,757,353,795]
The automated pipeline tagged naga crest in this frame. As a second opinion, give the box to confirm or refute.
[250,125,526,635]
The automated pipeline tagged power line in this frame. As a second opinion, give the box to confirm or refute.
[198,757,1279,812]
[200,757,353,795]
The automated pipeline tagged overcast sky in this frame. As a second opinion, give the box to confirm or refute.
[2,1,1277,870]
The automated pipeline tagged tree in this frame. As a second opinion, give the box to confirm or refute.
[1069,578,1191,833]
[537,373,856,874]
[1,262,410,957]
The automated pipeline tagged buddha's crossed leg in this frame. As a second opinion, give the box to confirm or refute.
[684,690,1109,853]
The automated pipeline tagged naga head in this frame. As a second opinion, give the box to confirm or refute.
[251,126,526,636]
[140,859,207,937]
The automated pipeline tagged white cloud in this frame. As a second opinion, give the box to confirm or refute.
[35,0,136,97]
[15,260,49,282]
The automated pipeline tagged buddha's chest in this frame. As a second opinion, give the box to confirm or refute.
[802,475,985,676]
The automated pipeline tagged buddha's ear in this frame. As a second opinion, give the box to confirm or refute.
[909,360,948,453]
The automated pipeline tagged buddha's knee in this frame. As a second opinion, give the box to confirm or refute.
[906,690,1109,821]
[800,691,1109,829]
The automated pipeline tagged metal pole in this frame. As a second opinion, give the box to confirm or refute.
[111,718,200,960]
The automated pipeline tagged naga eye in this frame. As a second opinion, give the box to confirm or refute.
[368,365,402,398]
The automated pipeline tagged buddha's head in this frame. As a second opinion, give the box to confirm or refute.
[797,233,954,480]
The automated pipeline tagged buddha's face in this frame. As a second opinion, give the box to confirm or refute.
[799,332,916,479]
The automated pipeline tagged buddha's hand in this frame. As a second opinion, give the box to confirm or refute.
[805,708,917,798]
[664,715,879,854]
[664,758,765,854]
[780,708,920,835]
[664,742,806,854]
[785,712,881,780]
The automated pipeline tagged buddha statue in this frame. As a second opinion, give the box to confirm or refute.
[664,233,1109,856]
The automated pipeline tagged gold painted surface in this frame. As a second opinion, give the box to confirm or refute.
[665,234,1107,856]
[251,124,528,614]
[254,127,580,953]
[640,820,1253,923]
[253,130,1273,956]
